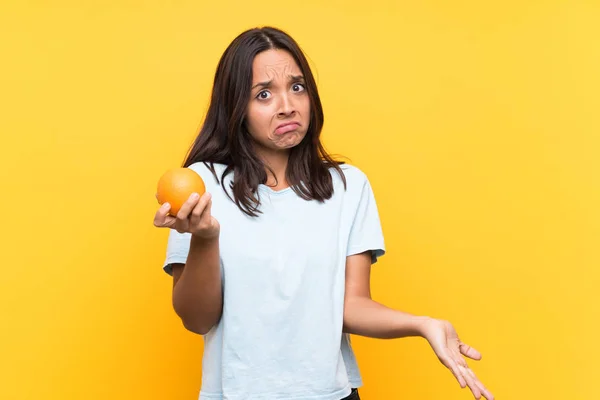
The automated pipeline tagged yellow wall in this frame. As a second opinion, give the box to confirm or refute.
[2,1,599,399]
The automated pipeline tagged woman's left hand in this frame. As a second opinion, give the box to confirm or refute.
[421,318,494,400]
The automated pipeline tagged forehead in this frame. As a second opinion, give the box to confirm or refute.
[251,49,302,81]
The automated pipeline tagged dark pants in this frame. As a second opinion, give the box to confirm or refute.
[340,388,360,400]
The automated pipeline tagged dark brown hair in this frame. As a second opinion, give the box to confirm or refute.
[183,26,346,217]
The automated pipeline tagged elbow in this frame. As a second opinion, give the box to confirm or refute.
[343,295,361,317]
[173,304,214,335]
[182,319,212,335]
[172,293,221,335]
[342,296,358,333]
[174,306,215,335]
[343,295,373,335]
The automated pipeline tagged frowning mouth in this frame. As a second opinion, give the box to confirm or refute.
[275,121,300,135]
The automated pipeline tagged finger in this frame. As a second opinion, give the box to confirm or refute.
[480,386,494,400]
[454,354,469,368]
[200,194,213,224]
[190,192,211,222]
[177,192,201,220]
[458,365,482,399]
[154,202,175,227]
[441,356,467,389]
[460,342,482,360]
[475,380,494,400]
[465,368,494,400]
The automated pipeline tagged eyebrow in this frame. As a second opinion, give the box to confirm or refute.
[251,75,305,90]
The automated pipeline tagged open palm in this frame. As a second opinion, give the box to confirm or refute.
[422,319,494,400]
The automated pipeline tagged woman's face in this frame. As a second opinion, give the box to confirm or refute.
[245,49,310,156]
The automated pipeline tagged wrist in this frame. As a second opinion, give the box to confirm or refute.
[389,313,434,338]
[190,233,219,248]
[186,234,220,269]
[411,315,436,339]
[418,317,446,342]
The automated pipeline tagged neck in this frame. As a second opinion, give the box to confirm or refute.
[259,149,290,190]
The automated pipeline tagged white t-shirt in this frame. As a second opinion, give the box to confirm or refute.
[163,161,385,400]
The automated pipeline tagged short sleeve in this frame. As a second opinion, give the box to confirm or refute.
[346,175,386,264]
[162,229,192,276]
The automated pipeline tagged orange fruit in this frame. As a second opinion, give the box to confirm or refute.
[156,168,206,215]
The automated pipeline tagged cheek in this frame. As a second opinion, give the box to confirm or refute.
[246,107,270,135]
[300,97,311,119]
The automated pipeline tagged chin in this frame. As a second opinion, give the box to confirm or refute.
[272,134,306,150]
[273,144,298,152]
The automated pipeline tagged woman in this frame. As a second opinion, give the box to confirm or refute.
[154,26,493,400]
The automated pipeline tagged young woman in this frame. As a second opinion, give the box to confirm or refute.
[153,26,493,400]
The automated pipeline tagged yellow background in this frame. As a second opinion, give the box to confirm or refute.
[1,0,599,399]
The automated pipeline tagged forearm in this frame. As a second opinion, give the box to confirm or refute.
[343,296,431,339]
[173,235,222,334]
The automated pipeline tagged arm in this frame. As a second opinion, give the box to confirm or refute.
[343,251,494,400]
[154,191,223,335]
[171,235,222,335]
[342,251,430,338]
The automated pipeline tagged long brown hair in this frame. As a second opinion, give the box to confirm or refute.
[183,26,346,217]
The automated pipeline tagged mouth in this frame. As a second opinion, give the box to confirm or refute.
[275,121,300,135]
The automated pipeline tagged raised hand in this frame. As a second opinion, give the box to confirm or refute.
[154,192,220,239]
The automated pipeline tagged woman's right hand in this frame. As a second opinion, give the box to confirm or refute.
[153,192,220,239]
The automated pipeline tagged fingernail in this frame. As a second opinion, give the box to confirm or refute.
[191,193,199,200]
[161,202,170,209]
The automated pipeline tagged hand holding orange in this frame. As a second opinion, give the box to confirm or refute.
[154,167,219,239]
[156,167,206,216]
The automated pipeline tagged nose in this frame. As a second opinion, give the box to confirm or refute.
[277,93,296,117]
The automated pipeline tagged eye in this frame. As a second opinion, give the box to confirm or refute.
[257,90,271,100]
[292,83,305,92]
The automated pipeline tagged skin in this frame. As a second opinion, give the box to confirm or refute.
[246,49,310,190]
[344,252,494,399]
[153,48,494,399]
[154,193,221,335]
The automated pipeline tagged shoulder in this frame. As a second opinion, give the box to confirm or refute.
[338,163,368,180]
[327,163,376,201]
[330,163,370,188]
